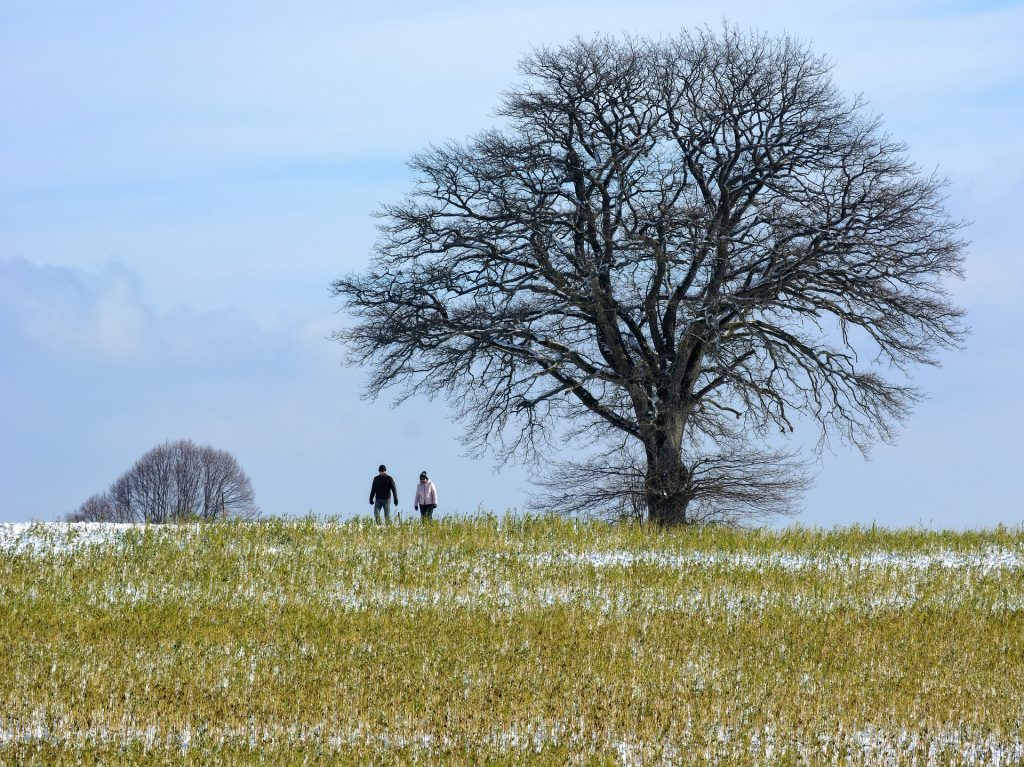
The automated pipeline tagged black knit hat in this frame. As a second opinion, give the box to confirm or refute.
[419,471,428,479]
[379,465,387,472]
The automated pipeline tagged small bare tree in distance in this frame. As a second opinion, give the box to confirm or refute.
[68,439,258,522]
[332,26,967,525]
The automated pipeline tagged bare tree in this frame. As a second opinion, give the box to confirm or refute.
[69,439,258,522]
[66,492,117,522]
[332,27,966,525]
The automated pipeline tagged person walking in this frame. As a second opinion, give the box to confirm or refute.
[369,464,398,524]
[414,471,438,521]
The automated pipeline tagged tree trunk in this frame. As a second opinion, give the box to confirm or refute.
[644,422,691,526]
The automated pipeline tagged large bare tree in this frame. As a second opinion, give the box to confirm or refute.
[333,27,966,525]
[68,439,258,522]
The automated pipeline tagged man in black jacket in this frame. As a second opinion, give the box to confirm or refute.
[369,464,398,524]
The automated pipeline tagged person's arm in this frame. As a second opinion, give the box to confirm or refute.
[369,478,375,504]
[431,483,438,506]
[390,476,398,504]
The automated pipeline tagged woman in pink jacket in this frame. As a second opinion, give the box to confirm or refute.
[414,471,438,520]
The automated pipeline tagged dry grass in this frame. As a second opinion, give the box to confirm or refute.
[1,517,1022,765]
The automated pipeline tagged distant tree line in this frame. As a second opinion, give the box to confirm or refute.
[69,439,257,522]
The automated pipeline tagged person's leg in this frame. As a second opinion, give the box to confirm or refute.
[426,504,434,520]
[382,498,391,523]
[373,499,384,524]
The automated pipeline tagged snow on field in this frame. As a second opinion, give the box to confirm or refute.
[0,522,186,555]
[526,547,1024,573]
[4,522,1023,616]
[3,522,1023,573]
[4,522,1022,765]
[1,717,1022,766]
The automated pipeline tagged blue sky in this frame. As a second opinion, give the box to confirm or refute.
[1,0,1022,526]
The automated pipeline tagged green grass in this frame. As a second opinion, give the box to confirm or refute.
[2,516,1023,765]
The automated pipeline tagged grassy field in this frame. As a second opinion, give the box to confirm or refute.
[1,517,1023,765]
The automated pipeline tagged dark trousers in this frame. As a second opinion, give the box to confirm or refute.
[419,504,435,520]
